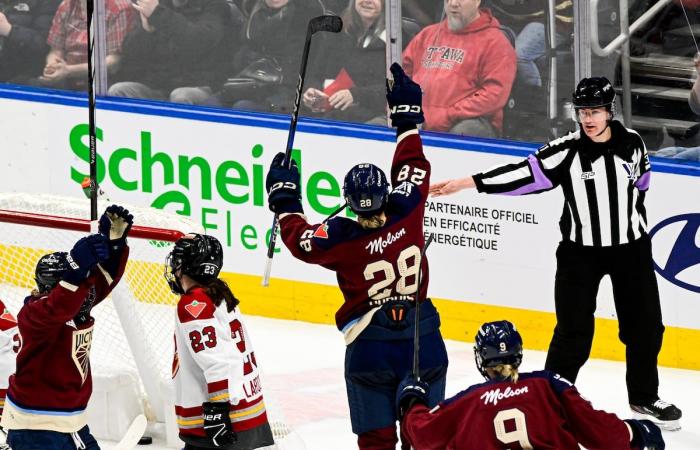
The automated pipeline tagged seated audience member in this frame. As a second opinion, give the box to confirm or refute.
[655,52,700,162]
[512,0,572,88]
[230,0,325,113]
[302,0,415,124]
[39,0,135,91]
[109,0,232,105]
[0,0,61,84]
[402,0,516,137]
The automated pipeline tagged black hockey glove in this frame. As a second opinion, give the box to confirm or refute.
[98,204,134,252]
[386,62,424,129]
[625,419,665,450]
[266,152,303,214]
[396,375,429,422]
[62,234,110,286]
[202,401,237,447]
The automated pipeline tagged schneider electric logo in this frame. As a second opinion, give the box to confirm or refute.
[649,213,700,293]
[68,124,353,250]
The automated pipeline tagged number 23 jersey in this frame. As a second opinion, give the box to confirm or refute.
[173,288,268,439]
[279,128,430,337]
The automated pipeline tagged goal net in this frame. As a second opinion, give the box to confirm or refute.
[0,193,299,448]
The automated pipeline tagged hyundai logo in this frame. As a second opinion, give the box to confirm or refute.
[649,214,700,293]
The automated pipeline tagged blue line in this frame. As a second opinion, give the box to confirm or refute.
[1,84,699,177]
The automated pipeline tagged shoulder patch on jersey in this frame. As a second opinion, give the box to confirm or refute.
[313,223,329,239]
[184,300,207,319]
[0,309,16,324]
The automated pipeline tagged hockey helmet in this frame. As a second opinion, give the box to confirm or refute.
[165,234,223,294]
[35,252,69,294]
[474,320,523,380]
[343,163,390,217]
[572,77,616,118]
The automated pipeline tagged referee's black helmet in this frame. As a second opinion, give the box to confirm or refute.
[572,77,616,111]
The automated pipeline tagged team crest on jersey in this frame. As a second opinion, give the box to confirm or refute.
[313,224,329,239]
[184,300,206,318]
[71,325,94,385]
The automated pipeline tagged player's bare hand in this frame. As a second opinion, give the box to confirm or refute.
[329,89,354,111]
[429,177,475,197]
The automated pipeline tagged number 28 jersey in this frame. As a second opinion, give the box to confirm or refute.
[279,128,430,338]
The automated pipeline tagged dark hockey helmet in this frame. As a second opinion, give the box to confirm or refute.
[165,234,223,294]
[474,320,523,380]
[572,77,616,114]
[35,252,69,294]
[343,163,390,217]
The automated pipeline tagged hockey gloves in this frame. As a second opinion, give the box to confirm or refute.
[386,63,424,129]
[202,401,237,447]
[98,204,134,252]
[397,375,429,421]
[626,419,665,450]
[266,152,303,214]
[62,234,110,286]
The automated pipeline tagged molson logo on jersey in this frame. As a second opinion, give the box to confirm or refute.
[67,124,354,252]
[480,385,529,406]
[365,228,406,255]
[649,213,700,293]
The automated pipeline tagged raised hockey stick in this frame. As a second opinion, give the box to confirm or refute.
[111,414,147,450]
[86,0,99,232]
[413,233,435,381]
[262,15,343,287]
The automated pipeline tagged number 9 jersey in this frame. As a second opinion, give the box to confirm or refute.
[279,128,431,343]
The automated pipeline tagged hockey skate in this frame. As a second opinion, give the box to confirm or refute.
[630,399,682,431]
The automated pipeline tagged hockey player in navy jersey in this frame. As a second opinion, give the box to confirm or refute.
[398,320,666,450]
[1,205,133,450]
[266,63,448,450]
[165,233,274,450]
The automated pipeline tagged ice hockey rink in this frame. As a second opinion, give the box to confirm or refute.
[95,315,699,450]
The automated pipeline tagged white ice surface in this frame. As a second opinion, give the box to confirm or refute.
[96,315,699,450]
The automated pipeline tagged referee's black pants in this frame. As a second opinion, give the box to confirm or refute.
[544,235,665,405]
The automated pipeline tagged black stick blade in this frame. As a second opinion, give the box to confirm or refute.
[309,15,343,34]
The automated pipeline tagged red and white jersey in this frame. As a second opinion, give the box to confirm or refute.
[173,287,268,441]
[0,300,20,416]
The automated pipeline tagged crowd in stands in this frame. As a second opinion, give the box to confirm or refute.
[0,0,698,161]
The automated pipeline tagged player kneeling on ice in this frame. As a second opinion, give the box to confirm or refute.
[0,205,133,450]
[165,234,274,450]
[397,320,666,450]
[266,63,448,450]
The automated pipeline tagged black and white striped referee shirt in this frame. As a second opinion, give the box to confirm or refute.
[472,121,651,247]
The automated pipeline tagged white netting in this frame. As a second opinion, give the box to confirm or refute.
[0,193,301,448]
[0,193,202,417]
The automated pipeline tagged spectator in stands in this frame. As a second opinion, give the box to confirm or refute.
[108,0,232,105]
[301,0,417,124]
[231,0,325,113]
[655,51,700,161]
[38,0,135,91]
[0,0,61,84]
[402,0,516,137]
[512,0,572,88]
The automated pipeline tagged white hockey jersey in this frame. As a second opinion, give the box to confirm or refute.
[173,287,268,441]
[0,299,20,416]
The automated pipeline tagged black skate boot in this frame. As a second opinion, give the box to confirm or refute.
[630,399,682,431]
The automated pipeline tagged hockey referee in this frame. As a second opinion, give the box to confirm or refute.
[429,77,682,430]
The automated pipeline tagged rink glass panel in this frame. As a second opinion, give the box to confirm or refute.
[1,0,699,160]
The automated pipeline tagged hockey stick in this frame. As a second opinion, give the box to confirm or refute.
[413,233,434,381]
[86,0,99,232]
[111,414,147,450]
[262,15,343,287]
